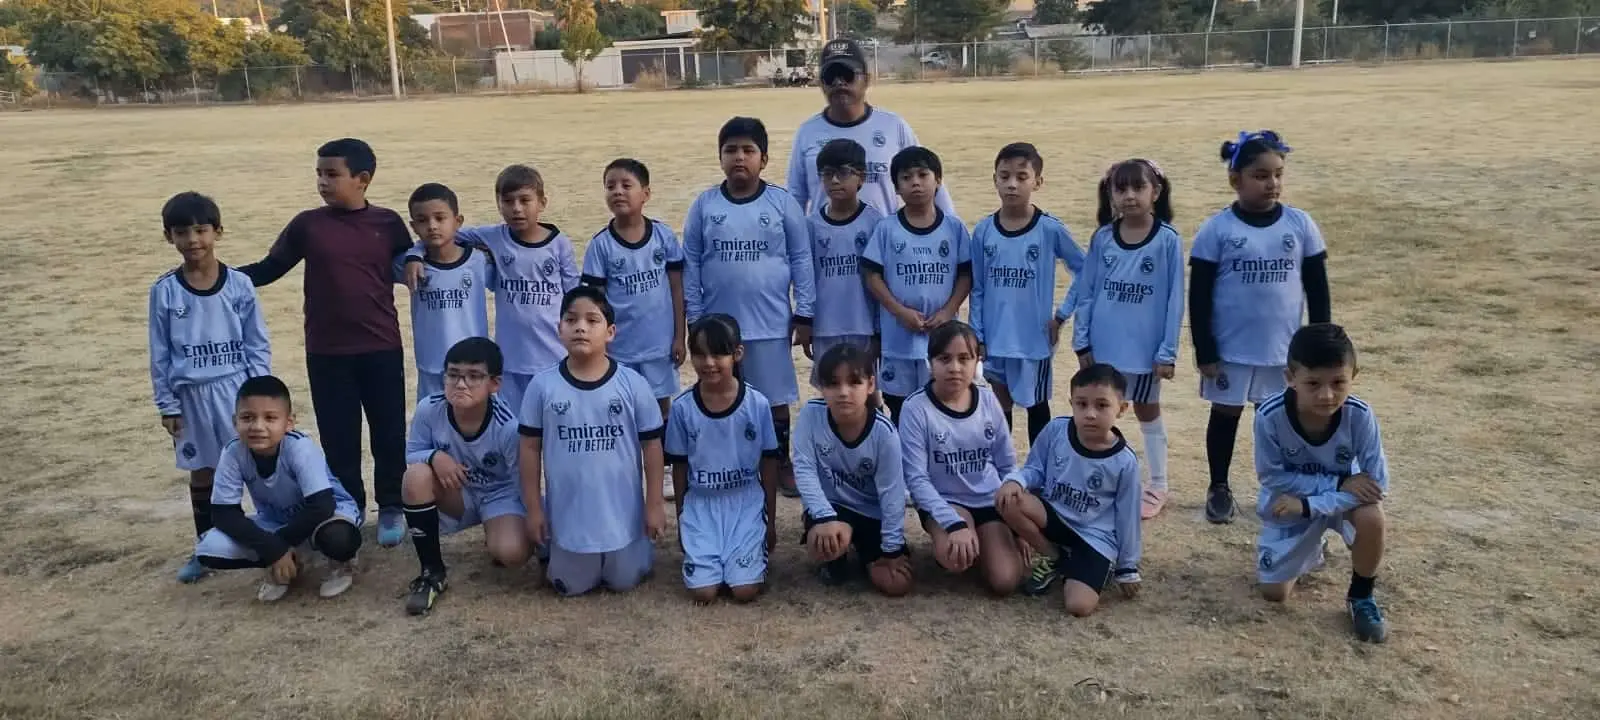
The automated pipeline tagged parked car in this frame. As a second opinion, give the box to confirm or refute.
[920,50,950,69]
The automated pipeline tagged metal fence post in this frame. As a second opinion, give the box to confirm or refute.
[1090,36,1097,69]
[1145,33,1152,67]
[1266,29,1272,65]
[191,70,199,104]
[1512,18,1519,56]
[1383,23,1390,61]
[243,65,252,102]
[1577,16,1584,54]
[1446,20,1453,57]
[1203,30,1211,68]
[1033,39,1039,75]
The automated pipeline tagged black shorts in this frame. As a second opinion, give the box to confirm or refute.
[1041,504,1113,591]
[802,504,896,564]
[916,502,1003,531]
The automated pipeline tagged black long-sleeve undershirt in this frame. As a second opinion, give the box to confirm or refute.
[207,489,335,565]
[1189,253,1331,367]
[1302,253,1331,323]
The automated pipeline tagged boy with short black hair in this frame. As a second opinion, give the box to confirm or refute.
[404,182,492,400]
[401,337,528,616]
[860,145,972,424]
[150,191,272,584]
[195,375,364,602]
[1254,322,1390,642]
[518,286,667,597]
[805,138,884,389]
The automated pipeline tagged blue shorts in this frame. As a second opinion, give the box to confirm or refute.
[741,338,798,405]
[982,357,1054,408]
[620,357,681,400]
[1256,512,1356,584]
[417,370,444,401]
[546,534,655,597]
[173,373,247,471]
[440,481,527,535]
[878,357,929,398]
[680,488,768,589]
[195,504,363,563]
[809,334,875,388]
[500,372,538,416]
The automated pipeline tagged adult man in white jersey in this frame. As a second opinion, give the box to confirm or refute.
[785,38,957,218]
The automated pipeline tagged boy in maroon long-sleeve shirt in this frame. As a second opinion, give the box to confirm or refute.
[239,138,414,547]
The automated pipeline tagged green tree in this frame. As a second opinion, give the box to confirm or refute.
[691,0,811,50]
[275,0,429,78]
[896,0,1004,42]
[1032,0,1077,24]
[836,0,878,36]
[594,1,664,39]
[560,19,608,89]
[1078,0,1222,34]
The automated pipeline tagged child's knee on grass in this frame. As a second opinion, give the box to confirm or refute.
[728,584,762,603]
[1062,580,1100,617]
[688,586,721,604]
[1133,402,1161,422]
[1260,580,1295,602]
[978,525,1024,596]
[484,518,531,567]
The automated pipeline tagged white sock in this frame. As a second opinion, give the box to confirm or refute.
[1140,418,1169,492]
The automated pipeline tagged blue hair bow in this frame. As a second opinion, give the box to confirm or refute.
[1229,130,1293,169]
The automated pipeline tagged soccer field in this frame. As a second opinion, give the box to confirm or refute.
[2,60,1598,719]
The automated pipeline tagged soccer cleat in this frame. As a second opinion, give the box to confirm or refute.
[319,560,356,598]
[1205,485,1236,524]
[405,571,448,616]
[1140,489,1168,520]
[377,508,405,548]
[1348,597,1388,643]
[177,554,212,584]
[257,576,291,603]
[1021,554,1060,596]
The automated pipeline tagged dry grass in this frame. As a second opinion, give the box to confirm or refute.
[2,60,1599,719]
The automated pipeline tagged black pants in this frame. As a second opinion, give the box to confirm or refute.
[305,349,406,513]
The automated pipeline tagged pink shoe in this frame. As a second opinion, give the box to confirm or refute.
[1140,489,1168,520]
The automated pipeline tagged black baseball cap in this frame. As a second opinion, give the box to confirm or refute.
[819,38,867,74]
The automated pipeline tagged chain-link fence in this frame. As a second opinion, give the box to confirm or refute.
[16,16,1598,106]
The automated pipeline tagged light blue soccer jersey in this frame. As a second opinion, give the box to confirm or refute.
[1072,221,1186,373]
[784,106,957,218]
[211,431,358,523]
[683,182,816,341]
[405,393,521,491]
[580,219,685,364]
[1005,418,1142,570]
[791,399,908,554]
[899,384,1017,518]
[860,209,972,360]
[1190,205,1327,366]
[968,208,1085,361]
[403,245,493,375]
[148,265,272,416]
[1254,389,1389,522]
[809,203,885,338]
[664,383,780,493]
[456,224,580,375]
[519,360,664,553]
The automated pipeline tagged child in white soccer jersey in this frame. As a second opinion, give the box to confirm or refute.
[969,143,1085,445]
[404,183,492,400]
[899,322,1024,596]
[519,286,667,597]
[1189,131,1332,524]
[1255,323,1390,642]
[996,365,1142,616]
[805,138,884,388]
[793,344,914,597]
[401,338,529,616]
[195,376,363,602]
[683,117,816,497]
[861,146,972,425]
[405,165,581,411]
[1073,159,1184,519]
[149,191,272,584]
[665,315,780,603]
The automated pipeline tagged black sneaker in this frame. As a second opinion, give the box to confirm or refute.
[1205,485,1236,524]
[405,571,448,616]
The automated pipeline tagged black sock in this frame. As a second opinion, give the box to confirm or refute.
[883,395,905,425]
[1025,403,1052,444]
[1205,408,1242,490]
[404,502,445,575]
[1348,572,1375,600]
[189,485,213,539]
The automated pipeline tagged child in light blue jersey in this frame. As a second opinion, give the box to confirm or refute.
[900,322,1024,595]
[1073,159,1183,520]
[861,146,972,424]
[1190,131,1332,524]
[403,183,492,400]
[969,143,1084,444]
[405,165,581,412]
[519,286,666,597]
[195,376,362,603]
[805,139,884,389]
[683,117,816,497]
[996,365,1142,616]
[1255,323,1389,642]
[793,344,914,596]
[665,315,781,603]
[149,192,273,584]
[401,338,529,616]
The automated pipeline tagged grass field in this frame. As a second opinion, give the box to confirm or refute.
[2,60,1598,719]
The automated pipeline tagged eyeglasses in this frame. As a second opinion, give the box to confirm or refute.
[445,371,492,387]
[820,167,863,181]
[821,67,857,86]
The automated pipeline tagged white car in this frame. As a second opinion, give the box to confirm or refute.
[920,50,950,69]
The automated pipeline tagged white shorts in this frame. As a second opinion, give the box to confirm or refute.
[1124,372,1163,405]
[440,482,527,535]
[174,373,247,471]
[1256,513,1356,585]
[878,357,930,398]
[741,338,799,405]
[809,334,875,388]
[620,357,681,400]
[982,357,1053,408]
[679,489,768,589]
[417,370,444,401]
[195,509,363,562]
[1200,363,1286,406]
[546,534,655,597]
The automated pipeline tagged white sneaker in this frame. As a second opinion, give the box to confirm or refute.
[257,577,291,602]
[319,560,356,598]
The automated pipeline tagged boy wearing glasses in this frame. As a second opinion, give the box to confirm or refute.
[804,139,885,387]
[400,337,529,616]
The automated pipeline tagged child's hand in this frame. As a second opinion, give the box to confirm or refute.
[791,324,812,351]
[429,452,468,490]
[1077,351,1095,371]
[671,334,686,367]
[994,481,1025,513]
[1343,473,1385,504]
[269,551,299,585]
[645,502,667,541]
[938,527,980,572]
[891,306,925,332]
[1047,317,1064,347]
[1197,362,1220,379]
[161,415,184,438]
[1156,363,1175,380]
[403,261,425,291]
[1271,495,1304,518]
[807,520,851,562]
[525,508,549,546]
[928,307,957,329]
[1114,569,1141,599]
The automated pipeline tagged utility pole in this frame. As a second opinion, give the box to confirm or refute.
[211,0,221,17]
[1332,0,1340,25]
[346,0,354,24]
[385,0,402,99]
[1291,0,1305,67]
